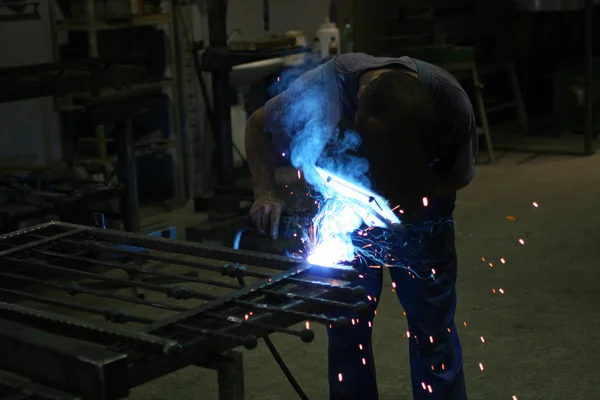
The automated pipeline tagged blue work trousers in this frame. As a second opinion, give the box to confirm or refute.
[327,196,467,400]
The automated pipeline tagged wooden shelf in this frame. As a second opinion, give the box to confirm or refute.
[56,13,171,31]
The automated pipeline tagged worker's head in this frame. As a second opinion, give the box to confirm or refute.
[354,70,436,198]
[355,70,435,145]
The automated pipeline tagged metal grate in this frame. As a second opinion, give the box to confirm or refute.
[0,221,365,399]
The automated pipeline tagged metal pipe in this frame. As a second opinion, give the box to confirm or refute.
[116,119,141,232]
[584,0,594,154]
[207,0,235,188]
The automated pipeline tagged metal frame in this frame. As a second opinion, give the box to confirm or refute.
[0,221,363,399]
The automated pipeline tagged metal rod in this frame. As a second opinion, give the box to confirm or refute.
[0,271,187,312]
[33,248,241,290]
[207,0,236,213]
[584,0,595,154]
[0,227,84,258]
[0,301,181,355]
[234,300,338,325]
[0,288,153,325]
[116,119,140,232]
[5,257,217,301]
[77,239,352,289]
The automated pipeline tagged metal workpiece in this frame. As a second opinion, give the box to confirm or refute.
[0,221,363,399]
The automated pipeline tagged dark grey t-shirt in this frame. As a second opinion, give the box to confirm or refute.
[264,53,478,186]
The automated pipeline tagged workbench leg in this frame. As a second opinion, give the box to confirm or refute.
[217,351,244,400]
[116,119,140,232]
[198,351,245,400]
[472,67,495,163]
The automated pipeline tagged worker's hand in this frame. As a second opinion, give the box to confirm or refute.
[249,191,285,239]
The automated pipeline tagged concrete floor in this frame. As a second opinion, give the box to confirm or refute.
[128,150,600,400]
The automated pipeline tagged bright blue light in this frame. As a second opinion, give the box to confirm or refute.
[305,168,401,268]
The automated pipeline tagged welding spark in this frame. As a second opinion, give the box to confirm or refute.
[479,362,485,371]
[338,373,343,382]
[518,238,525,245]
[304,169,401,268]
[532,202,539,208]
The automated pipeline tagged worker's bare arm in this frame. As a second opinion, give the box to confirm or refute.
[245,107,285,238]
[246,107,277,196]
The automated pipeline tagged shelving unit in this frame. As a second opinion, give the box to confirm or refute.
[48,0,185,203]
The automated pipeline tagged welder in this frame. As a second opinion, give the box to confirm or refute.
[245,53,476,400]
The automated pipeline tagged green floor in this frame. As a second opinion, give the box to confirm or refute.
[130,150,600,400]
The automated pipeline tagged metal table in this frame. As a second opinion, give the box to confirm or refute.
[0,221,365,399]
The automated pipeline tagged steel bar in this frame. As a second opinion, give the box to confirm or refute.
[0,302,181,355]
[0,318,129,399]
[144,263,320,332]
[33,248,241,290]
[69,239,354,291]
[0,271,187,312]
[0,228,84,258]
[4,257,217,301]
[52,221,357,280]
[115,119,140,232]
[0,288,153,325]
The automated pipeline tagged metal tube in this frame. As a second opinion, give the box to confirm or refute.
[208,0,235,187]
[116,119,141,232]
[584,0,594,154]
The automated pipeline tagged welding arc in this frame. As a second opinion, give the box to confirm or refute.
[233,227,311,400]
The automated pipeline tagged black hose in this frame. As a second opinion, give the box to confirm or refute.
[233,226,310,400]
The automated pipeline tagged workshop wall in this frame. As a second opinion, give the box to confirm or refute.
[226,0,331,41]
[0,0,62,167]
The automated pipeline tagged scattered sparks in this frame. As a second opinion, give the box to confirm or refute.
[392,282,397,288]
[441,363,445,370]
[480,336,485,343]
[422,197,429,207]
[406,331,411,338]
[479,362,484,371]
[500,258,506,264]
[338,373,343,382]
[481,257,486,262]
[488,262,493,268]
[492,288,497,294]
[513,396,519,400]
[305,321,310,329]
[351,319,356,325]
[431,268,436,275]
[505,215,518,221]
[518,238,525,245]
[282,152,286,157]
[368,321,372,328]
[297,170,301,179]
[244,314,249,320]
[463,321,467,327]
[359,344,363,350]
[421,382,427,390]
[362,358,367,365]
[499,288,505,294]
[427,385,433,393]
[532,202,539,208]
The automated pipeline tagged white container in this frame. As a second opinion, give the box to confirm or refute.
[316,18,340,59]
